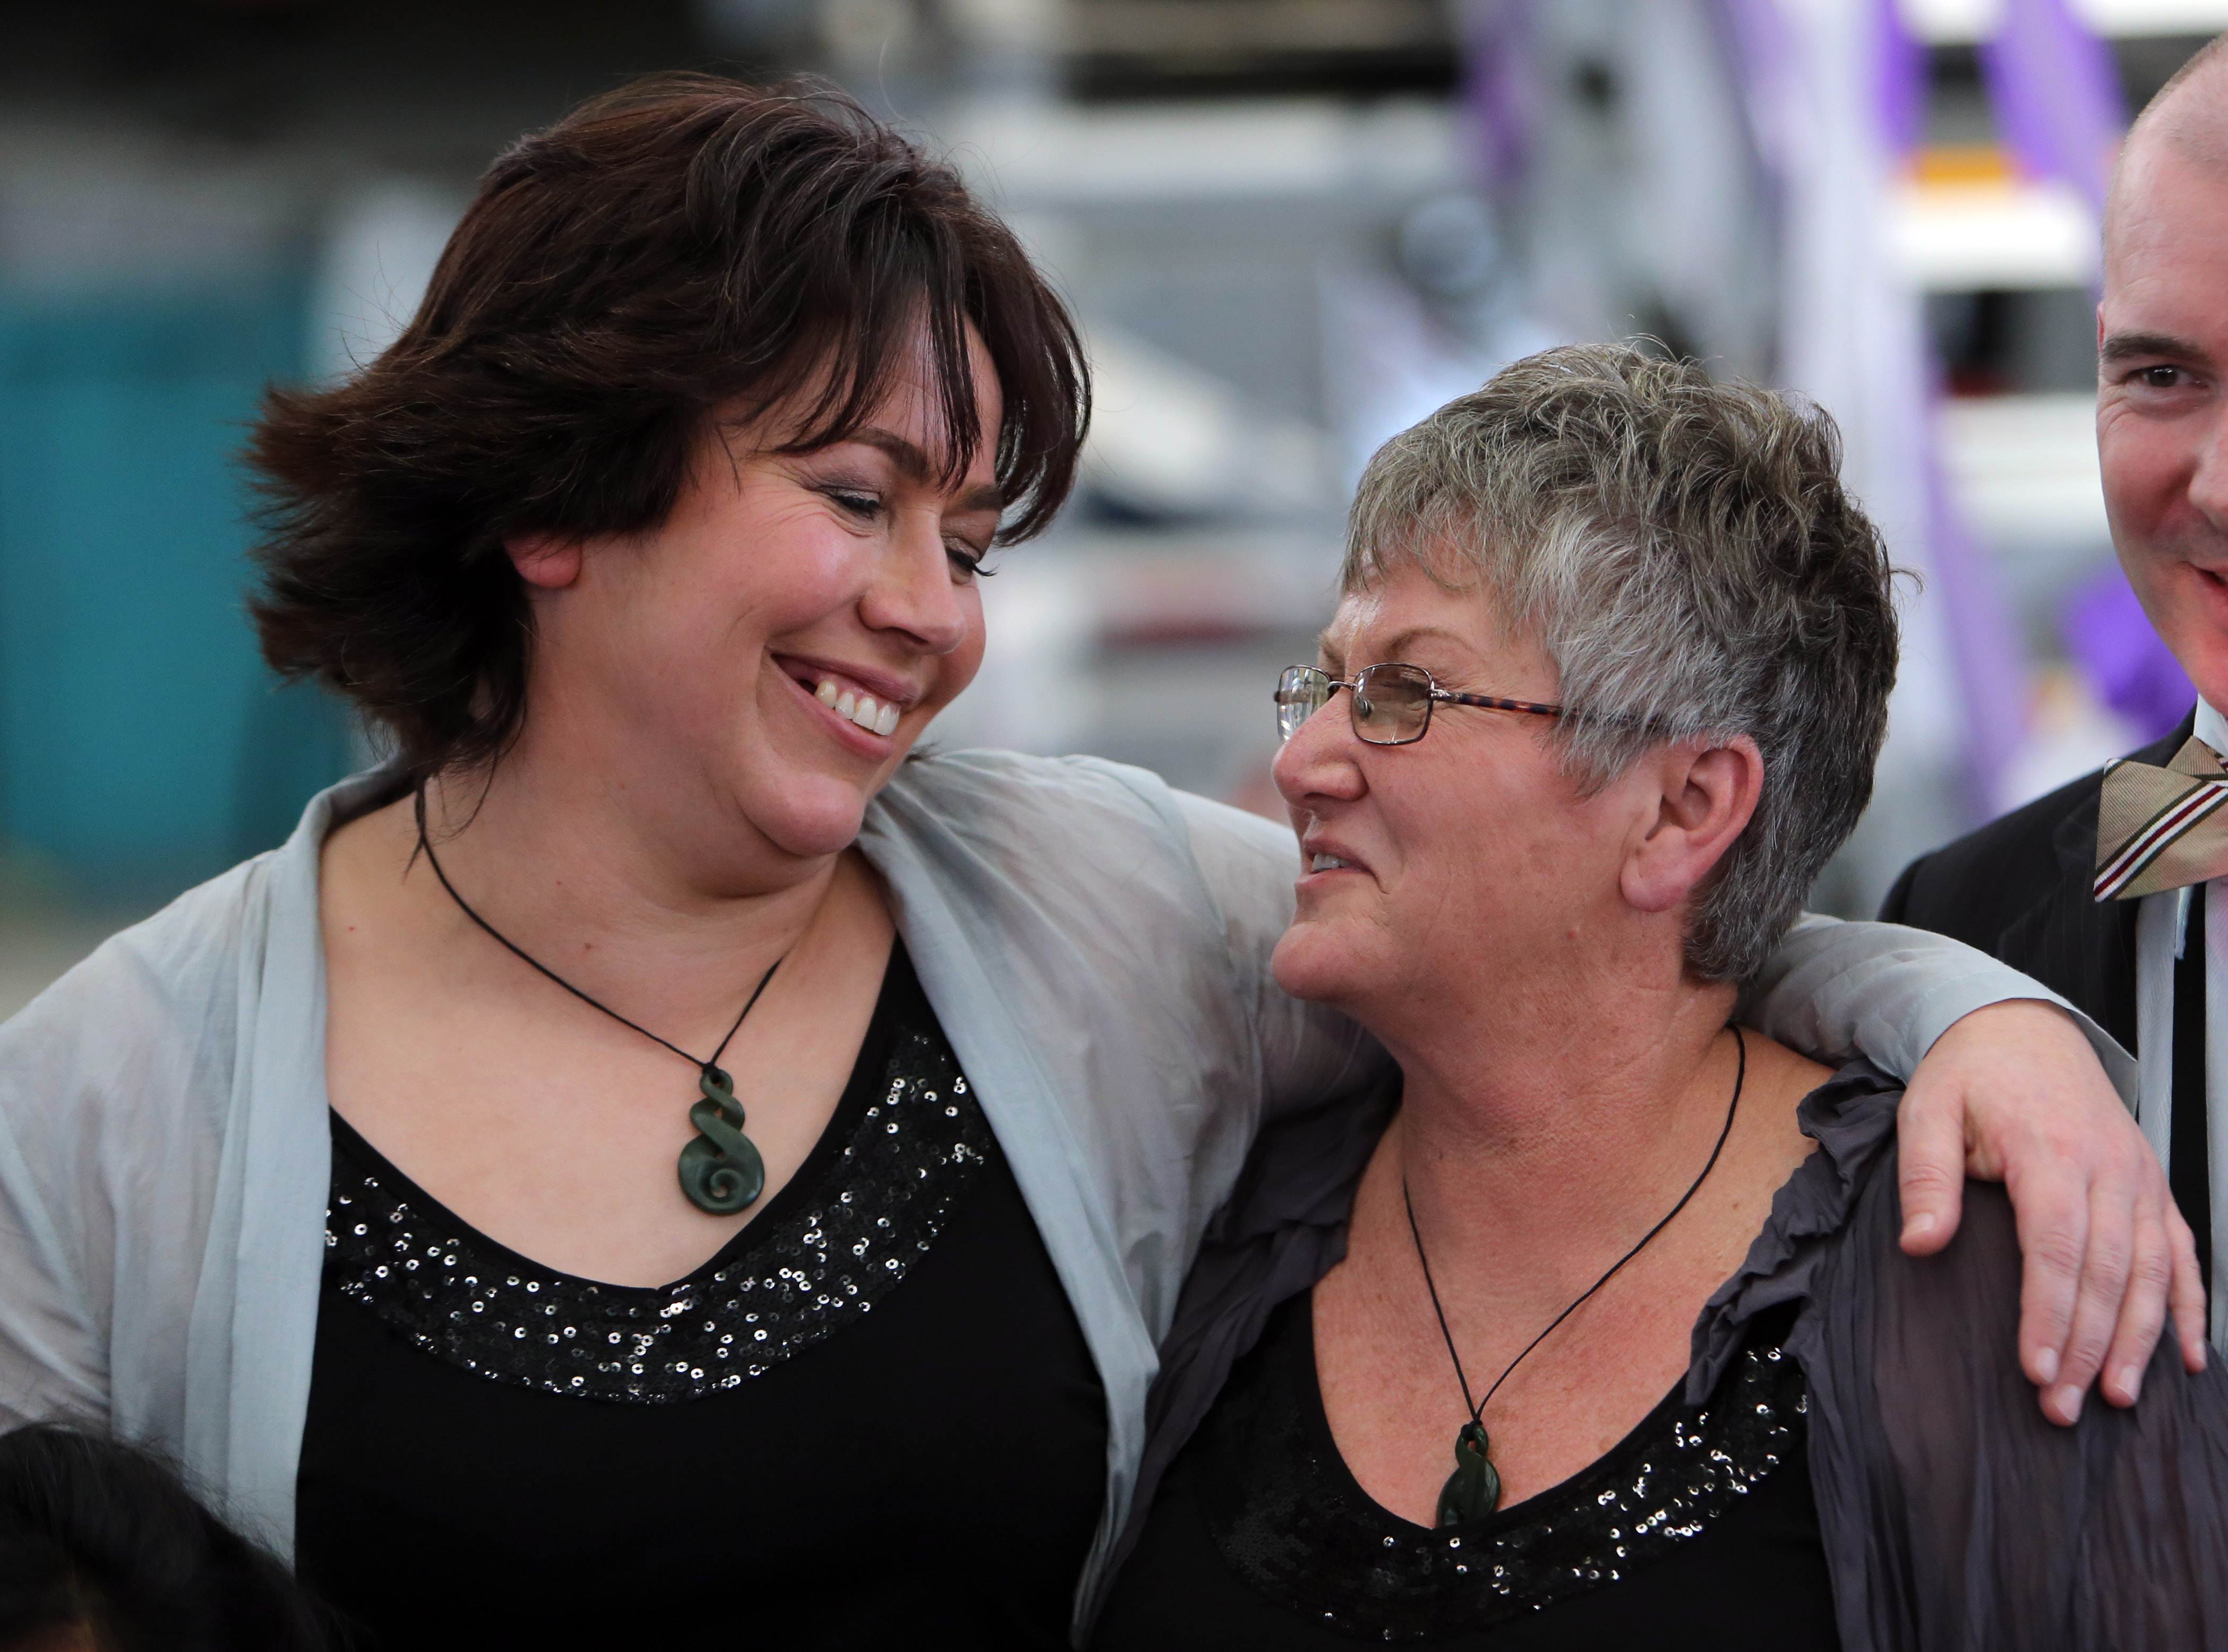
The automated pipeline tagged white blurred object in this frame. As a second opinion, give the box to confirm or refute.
[1936,393,2111,549]
[932,552,1098,753]
[1773,0,1976,908]
[942,98,1459,206]
[310,182,462,385]
[932,527,1337,760]
[1083,325,1338,517]
[944,0,1064,51]
[1317,262,1553,487]
[1997,667,2141,811]
[1891,177,2099,290]
[1904,0,2228,41]
[820,0,918,70]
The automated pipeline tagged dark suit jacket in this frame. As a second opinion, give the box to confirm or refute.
[1877,714,2197,1059]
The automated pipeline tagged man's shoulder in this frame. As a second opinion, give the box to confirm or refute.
[1880,767,2105,943]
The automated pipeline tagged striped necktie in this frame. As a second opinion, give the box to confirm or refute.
[2095,735,2228,901]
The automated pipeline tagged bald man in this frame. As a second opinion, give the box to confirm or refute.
[1884,37,2228,1361]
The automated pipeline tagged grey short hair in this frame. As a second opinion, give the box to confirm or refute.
[1345,343,1898,982]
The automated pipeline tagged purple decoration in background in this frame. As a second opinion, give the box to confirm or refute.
[1922,403,2036,807]
[2063,569,2196,740]
[1872,0,2037,811]
[1456,0,1534,197]
[1871,0,1928,157]
[1977,0,2127,212]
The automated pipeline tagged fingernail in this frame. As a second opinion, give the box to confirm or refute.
[2033,1347,2058,1384]
[1904,1213,1937,1242]
[2115,1365,2143,1404]
[2049,1384,2085,1424]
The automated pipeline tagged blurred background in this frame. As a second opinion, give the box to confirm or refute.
[1,0,2221,1016]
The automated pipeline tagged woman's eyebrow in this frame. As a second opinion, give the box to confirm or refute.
[1369,625,1479,664]
[851,427,1004,512]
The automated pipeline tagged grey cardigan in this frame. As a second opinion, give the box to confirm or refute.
[0,751,2123,1636]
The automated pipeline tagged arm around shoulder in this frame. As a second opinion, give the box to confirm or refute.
[1741,911,2132,1101]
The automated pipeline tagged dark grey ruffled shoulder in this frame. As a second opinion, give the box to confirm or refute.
[1698,1061,2228,1651]
[1690,1061,1903,1404]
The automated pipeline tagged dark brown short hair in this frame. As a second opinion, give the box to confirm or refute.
[248,73,1090,781]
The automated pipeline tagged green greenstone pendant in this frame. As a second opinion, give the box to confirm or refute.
[676,1064,767,1215]
[1436,1420,1501,1526]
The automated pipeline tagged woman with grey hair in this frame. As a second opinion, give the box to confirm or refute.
[1095,345,2228,1648]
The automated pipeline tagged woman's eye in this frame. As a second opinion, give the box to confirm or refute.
[946,543,997,579]
[823,488,881,519]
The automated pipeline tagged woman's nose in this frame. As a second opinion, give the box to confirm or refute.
[861,513,969,654]
[1272,693,1367,808]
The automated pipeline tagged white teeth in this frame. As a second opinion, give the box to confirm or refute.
[810,675,905,736]
[1310,853,1350,872]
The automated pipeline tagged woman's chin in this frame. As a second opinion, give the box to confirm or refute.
[1270,921,1366,1009]
[740,775,877,861]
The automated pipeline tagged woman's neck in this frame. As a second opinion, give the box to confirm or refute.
[383,742,849,1042]
[1374,951,1744,1304]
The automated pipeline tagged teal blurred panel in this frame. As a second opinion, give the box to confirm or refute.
[0,281,351,902]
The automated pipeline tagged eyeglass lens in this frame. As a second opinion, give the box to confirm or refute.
[1349,664,1432,744]
[1275,663,1434,745]
[1275,666,1326,743]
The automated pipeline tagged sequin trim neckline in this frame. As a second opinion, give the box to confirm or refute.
[321,945,993,1404]
[1193,1293,1807,1639]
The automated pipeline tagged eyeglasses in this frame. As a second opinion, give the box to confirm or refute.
[1274,662,1564,746]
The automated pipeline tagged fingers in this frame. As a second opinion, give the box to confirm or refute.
[1895,1085,1966,1256]
[2096,1193,2174,1408]
[2165,1204,2209,1375]
[2009,1163,2091,1414]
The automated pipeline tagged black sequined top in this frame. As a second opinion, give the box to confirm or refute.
[294,943,1108,1652]
[1092,1292,1840,1649]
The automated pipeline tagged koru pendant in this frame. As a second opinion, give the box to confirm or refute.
[1436,1419,1501,1526]
[676,1063,767,1215]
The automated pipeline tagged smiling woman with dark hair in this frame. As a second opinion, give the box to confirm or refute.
[0,76,2197,1652]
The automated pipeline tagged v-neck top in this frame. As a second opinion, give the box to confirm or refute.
[1092,1292,1835,1648]
[294,942,1108,1650]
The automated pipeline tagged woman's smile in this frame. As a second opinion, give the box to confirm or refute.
[774,654,923,747]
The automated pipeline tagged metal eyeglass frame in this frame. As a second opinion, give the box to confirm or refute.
[1275,662,1565,746]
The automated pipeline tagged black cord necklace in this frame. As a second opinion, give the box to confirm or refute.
[413,788,783,1217]
[1401,1025,1746,1526]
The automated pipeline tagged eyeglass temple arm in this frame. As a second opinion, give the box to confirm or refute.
[1433,689,1564,720]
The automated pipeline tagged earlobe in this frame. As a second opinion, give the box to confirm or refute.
[506,534,584,590]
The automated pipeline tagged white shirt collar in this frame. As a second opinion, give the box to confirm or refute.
[2193,695,2228,756]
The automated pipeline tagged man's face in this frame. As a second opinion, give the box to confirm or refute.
[2098,131,2228,711]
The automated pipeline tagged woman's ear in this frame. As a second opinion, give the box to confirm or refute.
[506,534,582,590]
[1619,736,1763,915]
